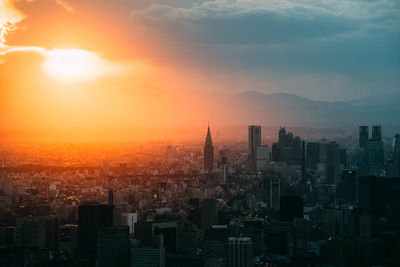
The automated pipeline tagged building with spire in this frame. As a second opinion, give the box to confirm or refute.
[204,124,214,172]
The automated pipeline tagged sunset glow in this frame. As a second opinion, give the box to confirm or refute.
[42,49,108,83]
[0,0,398,143]
[0,1,399,266]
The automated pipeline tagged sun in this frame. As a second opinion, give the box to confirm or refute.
[42,49,102,83]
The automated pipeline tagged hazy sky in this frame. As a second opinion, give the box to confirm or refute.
[0,0,399,141]
[1,0,399,101]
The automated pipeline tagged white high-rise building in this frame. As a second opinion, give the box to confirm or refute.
[227,237,253,267]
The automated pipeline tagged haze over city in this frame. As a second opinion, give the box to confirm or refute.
[0,1,400,267]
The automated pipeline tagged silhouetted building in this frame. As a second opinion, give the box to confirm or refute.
[204,125,214,172]
[273,127,302,164]
[387,160,400,177]
[271,143,281,162]
[255,145,269,172]
[131,238,166,267]
[97,226,129,267]
[166,253,214,267]
[306,142,319,169]
[279,196,303,221]
[0,227,15,247]
[244,219,264,254]
[248,125,261,163]
[201,199,218,229]
[392,134,400,160]
[134,221,177,253]
[338,170,357,203]
[265,176,280,208]
[78,205,118,250]
[15,216,58,250]
[359,126,369,148]
[365,139,384,166]
[326,142,341,184]
[108,189,114,206]
[322,208,344,239]
[204,225,232,261]
[59,224,78,254]
[359,125,384,167]
[371,125,382,141]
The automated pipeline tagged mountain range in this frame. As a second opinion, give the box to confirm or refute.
[220,91,400,127]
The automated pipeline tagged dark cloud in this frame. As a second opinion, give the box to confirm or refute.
[129,0,400,99]
[3,0,400,100]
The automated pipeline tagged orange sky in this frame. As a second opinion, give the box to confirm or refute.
[1,0,399,142]
[0,0,217,142]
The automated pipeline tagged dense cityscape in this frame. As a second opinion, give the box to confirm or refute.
[1,1,399,266]
[0,124,399,266]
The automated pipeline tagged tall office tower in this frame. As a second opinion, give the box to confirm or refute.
[371,125,382,141]
[266,177,280,208]
[201,199,218,229]
[227,237,253,267]
[131,237,166,267]
[38,216,59,250]
[293,136,302,160]
[108,189,114,206]
[359,126,369,148]
[278,127,287,144]
[134,221,178,253]
[0,227,15,247]
[204,125,214,172]
[97,226,129,267]
[255,145,269,172]
[15,216,39,248]
[301,140,306,180]
[339,170,357,203]
[365,125,384,166]
[248,125,261,162]
[78,205,117,249]
[326,142,341,184]
[392,134,400,160]
[271,143,281,161]
[15,216,59,250]
[59,225,78,254]
[279,195,303,222]
[273,127,302,164]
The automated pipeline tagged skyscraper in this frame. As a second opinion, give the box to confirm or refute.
[306,142,320,169]
[78,205,116,249]
[108,189,114,206]
[248,125,261,162]
[359,126,369,148]
[97,226,129,267]
[327,142,341,184]
[255,145,269,172]
[371,125,382,141]
[392,134,400,160]
[227,237,253,267]
[204,124,214,172]
[201,199,218,229]
[279,195,303,222]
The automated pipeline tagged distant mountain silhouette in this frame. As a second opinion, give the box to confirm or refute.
[1,74,399,132]
[209,91,400,127]
[344,93,400,107]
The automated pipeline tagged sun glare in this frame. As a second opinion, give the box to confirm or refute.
[42,49,103,82]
